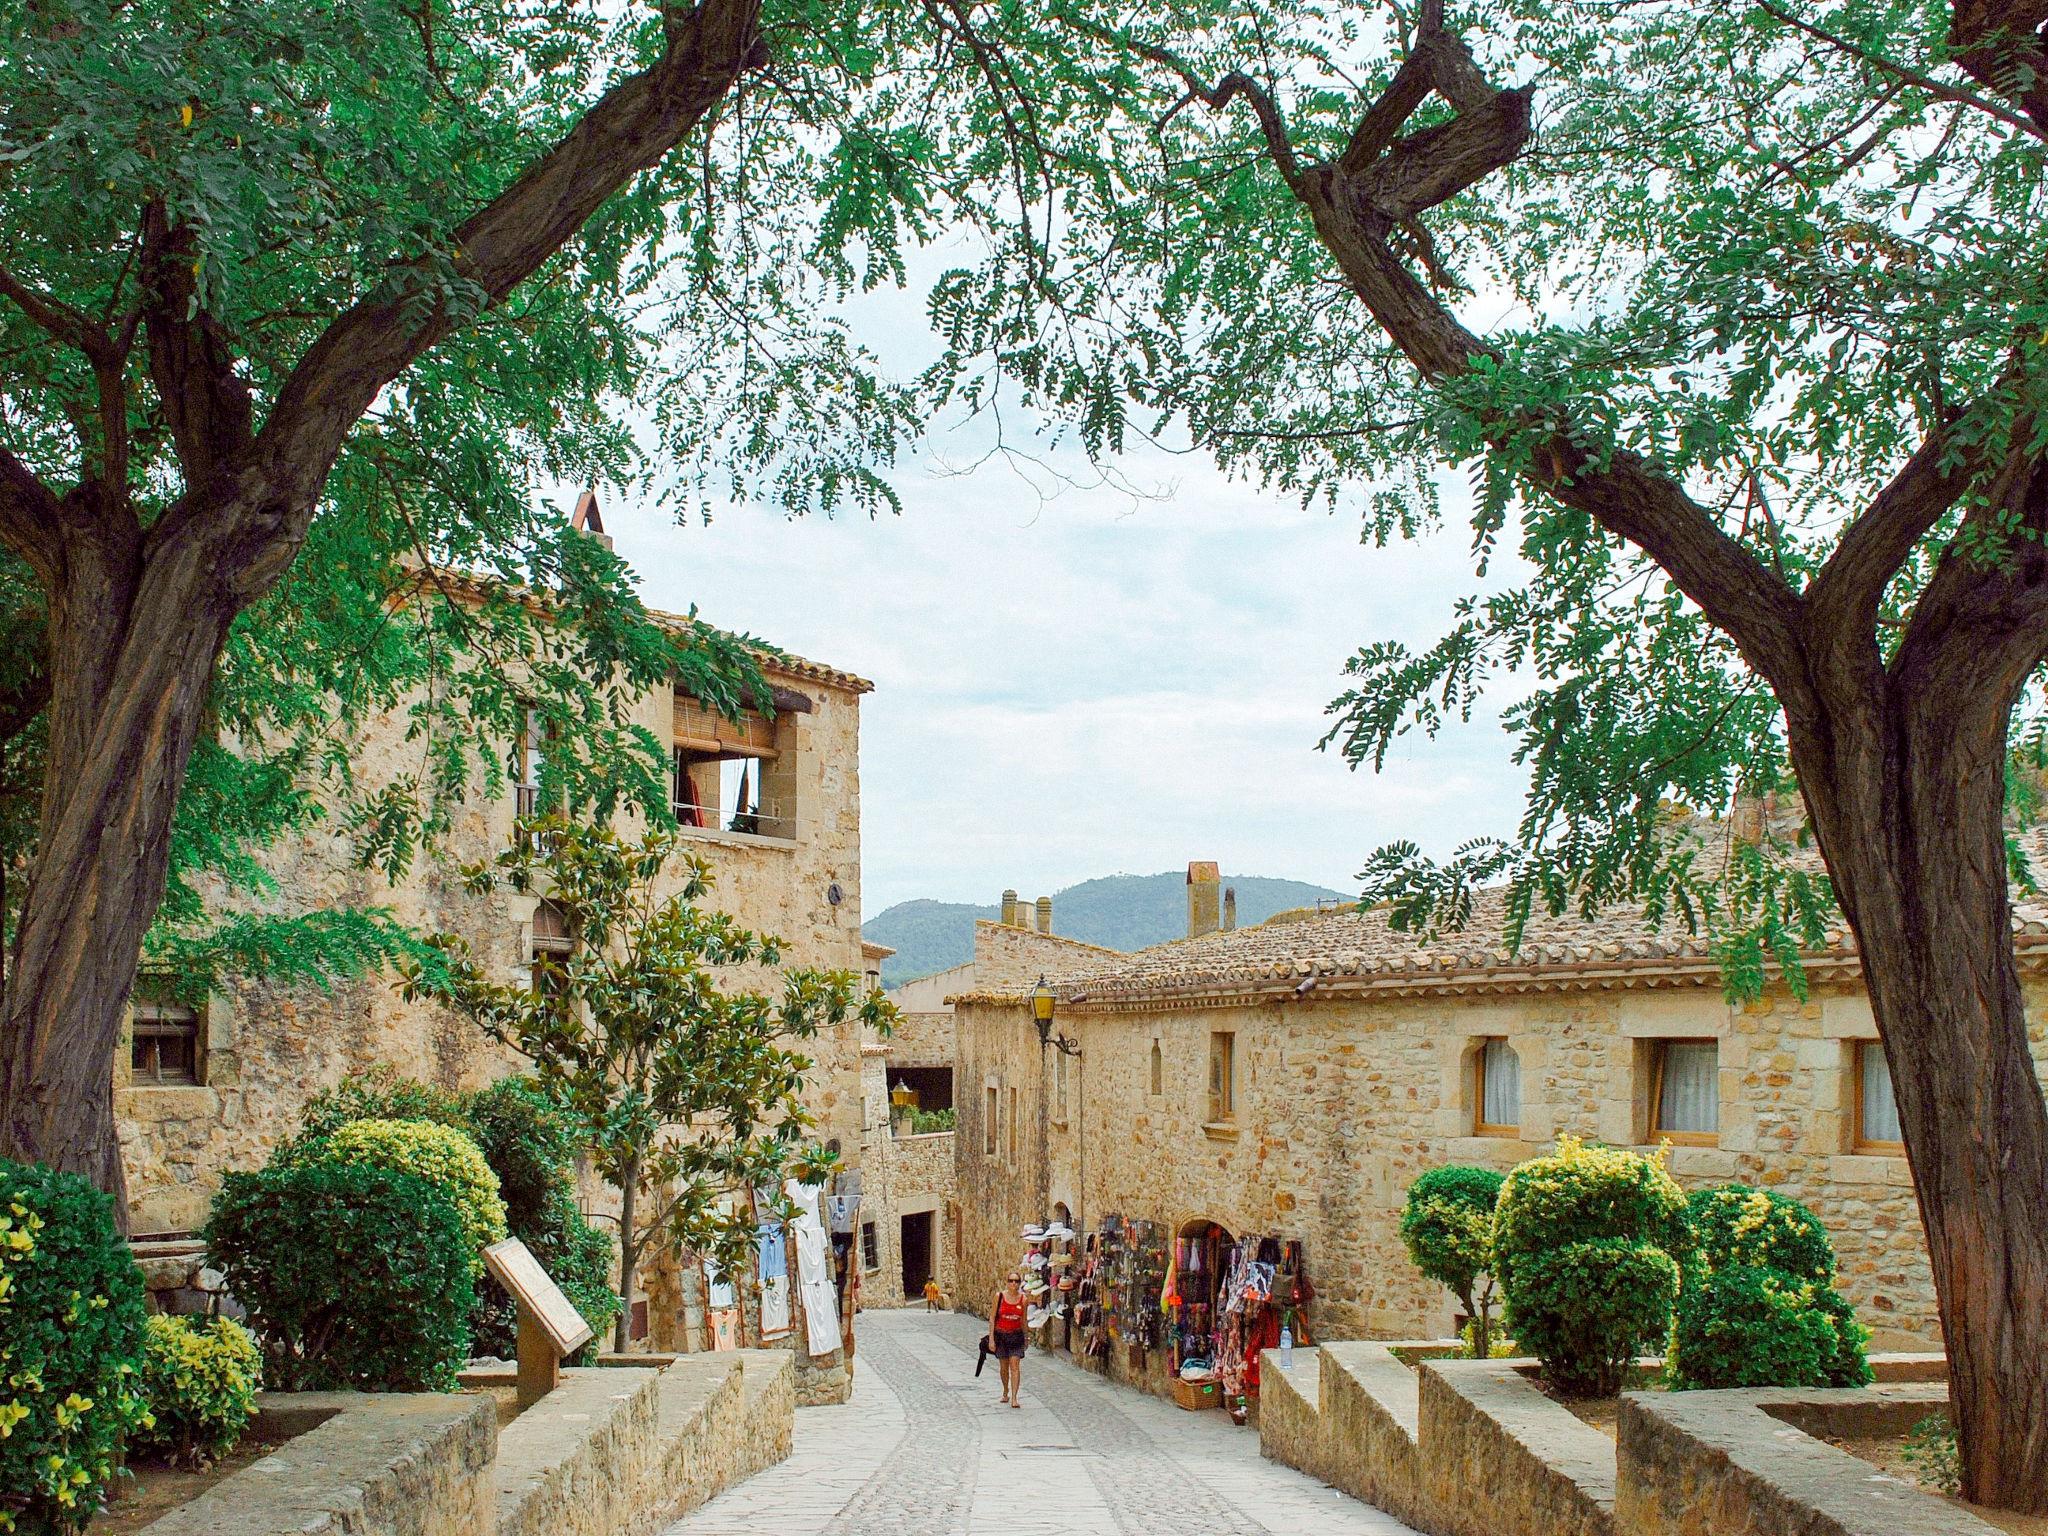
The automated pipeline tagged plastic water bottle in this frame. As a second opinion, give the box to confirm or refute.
[1279,1324,1294,1369]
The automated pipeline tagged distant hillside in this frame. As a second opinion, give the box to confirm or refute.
[864,872,1351,987]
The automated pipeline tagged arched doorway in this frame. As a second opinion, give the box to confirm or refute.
[1171,1218,1234,1370]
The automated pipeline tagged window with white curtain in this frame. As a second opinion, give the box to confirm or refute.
[1858,1042,1903,1149]
[1475,1038,1521,1133]
[1654,1040,1720,1140]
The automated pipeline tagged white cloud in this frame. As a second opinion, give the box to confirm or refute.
[589,432,1535,917]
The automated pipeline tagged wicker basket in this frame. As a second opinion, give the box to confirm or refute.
[1171,1375,1221,1411]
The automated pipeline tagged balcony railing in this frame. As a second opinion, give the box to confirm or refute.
[669,799,794,841]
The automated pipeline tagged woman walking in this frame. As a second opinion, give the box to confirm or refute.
[987,1271,1029,1407]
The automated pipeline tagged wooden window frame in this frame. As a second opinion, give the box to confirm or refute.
[1208,1031,1236,1124]
[1472,1037,1519,1137]
[1852,1040,1906,1155]
[529,900,574,999]
[860,1221,880,1272]
[131,998,203,1087]
[1649,1037,1721,1146]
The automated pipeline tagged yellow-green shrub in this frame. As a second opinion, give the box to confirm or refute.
[128,1315,262,1468]
[0,1159,149,1536]
[306,1118,507,1262]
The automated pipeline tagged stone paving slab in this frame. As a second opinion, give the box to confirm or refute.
[666,1310,1419,1536]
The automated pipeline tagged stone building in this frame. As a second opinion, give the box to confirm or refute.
[951,859,2048,1392]
[849,895,1121,1309]
[114,497,880,1363]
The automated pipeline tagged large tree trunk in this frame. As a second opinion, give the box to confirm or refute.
[0,503,239,1225]
[1793,670,2048,1512]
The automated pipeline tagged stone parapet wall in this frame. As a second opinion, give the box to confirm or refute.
[139,1391,496,1536]
[1417,1359,1614,1536]
[495,1367,662,1536]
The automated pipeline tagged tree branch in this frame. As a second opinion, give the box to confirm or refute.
[1892,458,2048,704]
[1948,0,2048,137]
[243,0,768,589]
[141,201,256,499]
[1808,423,1976,640]
[0,445,61,578]
[0,264,131,489]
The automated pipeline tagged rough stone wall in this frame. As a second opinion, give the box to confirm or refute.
[951,978,2048,1353]
[115,665,870,1240]
[855,1034,958,1308]
[967,921,1123,991]
[884,1010,956,1069]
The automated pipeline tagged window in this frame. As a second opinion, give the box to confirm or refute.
[1149,1039,1163,1095]
[131,993,201,1086]
[985,1085,999,1158]
[860,1221,879,1271]
[1054,1049,1069,1123]
[1007,1086,1019,1164]
[1855,1041,1904,1152]
[672,692,793,838]
[1208,1031,1236,1123]
[1474,1038,1521,1135]
[530,899,574,1000]
[512,706,561,822]
[1651,1039,1720,1143]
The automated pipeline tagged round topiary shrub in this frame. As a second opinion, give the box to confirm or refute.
[1399,1165,1505,1354]
[204,1160,476,1391]
[128,1315,262,1468]
[0,1158,149,1536]
[1666,1184,1870,1391]
[1666,1265,1843,1389]
[1493,1135,1690,1397]
[1685,1184,1836,1282]
[296,1065,466,1143]
[304,1118,508,1262]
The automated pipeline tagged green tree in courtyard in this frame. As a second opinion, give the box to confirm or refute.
[0,0,906,1218]
[401,816,893,1351]
[819,0,2048,1506]
[1398,1165,1504,1359]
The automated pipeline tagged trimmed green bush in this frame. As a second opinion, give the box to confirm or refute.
[304,1118,508,1261]
[297,1065,465,1142]
[462,1077,575,1234]
[1494,1135,1690,1397]
[1685,1185,1836,1281]
[1665,1265,1842,1389]
[129,1315,262,1468]
[205,1161,475,1391]
[1667,1184,1869,1391]
[1399,1165,1505,1355]
[0,1159,149,1536]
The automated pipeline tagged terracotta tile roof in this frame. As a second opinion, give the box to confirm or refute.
[950,825,2048,1008]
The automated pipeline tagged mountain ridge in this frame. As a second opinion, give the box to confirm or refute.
[863,871,1351,987]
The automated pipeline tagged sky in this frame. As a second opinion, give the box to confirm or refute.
[588,436,1536,921]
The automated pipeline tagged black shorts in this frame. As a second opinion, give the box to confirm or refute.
[992,1327,1027,1359]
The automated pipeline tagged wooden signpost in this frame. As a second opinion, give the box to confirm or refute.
[484,1237,595,1408]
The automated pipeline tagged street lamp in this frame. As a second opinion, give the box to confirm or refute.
[1030,974,1057,1047]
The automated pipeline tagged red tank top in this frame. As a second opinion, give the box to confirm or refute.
[995,1294,1025,1329]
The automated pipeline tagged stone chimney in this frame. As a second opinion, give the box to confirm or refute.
[1035,896,1053,935]
[1222,886,1237,932]
[571,487,614,551]
[1000,889,1020,926]
[1187,861,1221,938]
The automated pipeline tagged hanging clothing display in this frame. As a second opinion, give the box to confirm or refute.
[757,1221,791,1339]
[787,1180,842,1357]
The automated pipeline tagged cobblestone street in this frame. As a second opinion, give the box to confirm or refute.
[666,1311,1419,1536]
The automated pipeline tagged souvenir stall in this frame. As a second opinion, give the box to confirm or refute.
[1015,1216,1077,1339]
[1164,1220,1232,1409]
[1213,1236,1313,1422]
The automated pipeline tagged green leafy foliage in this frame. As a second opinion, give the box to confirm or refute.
[401,815,896,1346]
[1686,1185,1839,1285]
[292,1068,618,1357]
[1903,1412,1962,1494]
[1667,1184,1869,1391]
[1666,1266,1855,1392]
[1493,1137,1689,1397]
[0,1159,149,1536]
[129,1316,262,1470]
[906,1107,956,1134]
[204,1161,475,1392]
[1399,1165,1505,1356]
[297,1118,509,1263]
